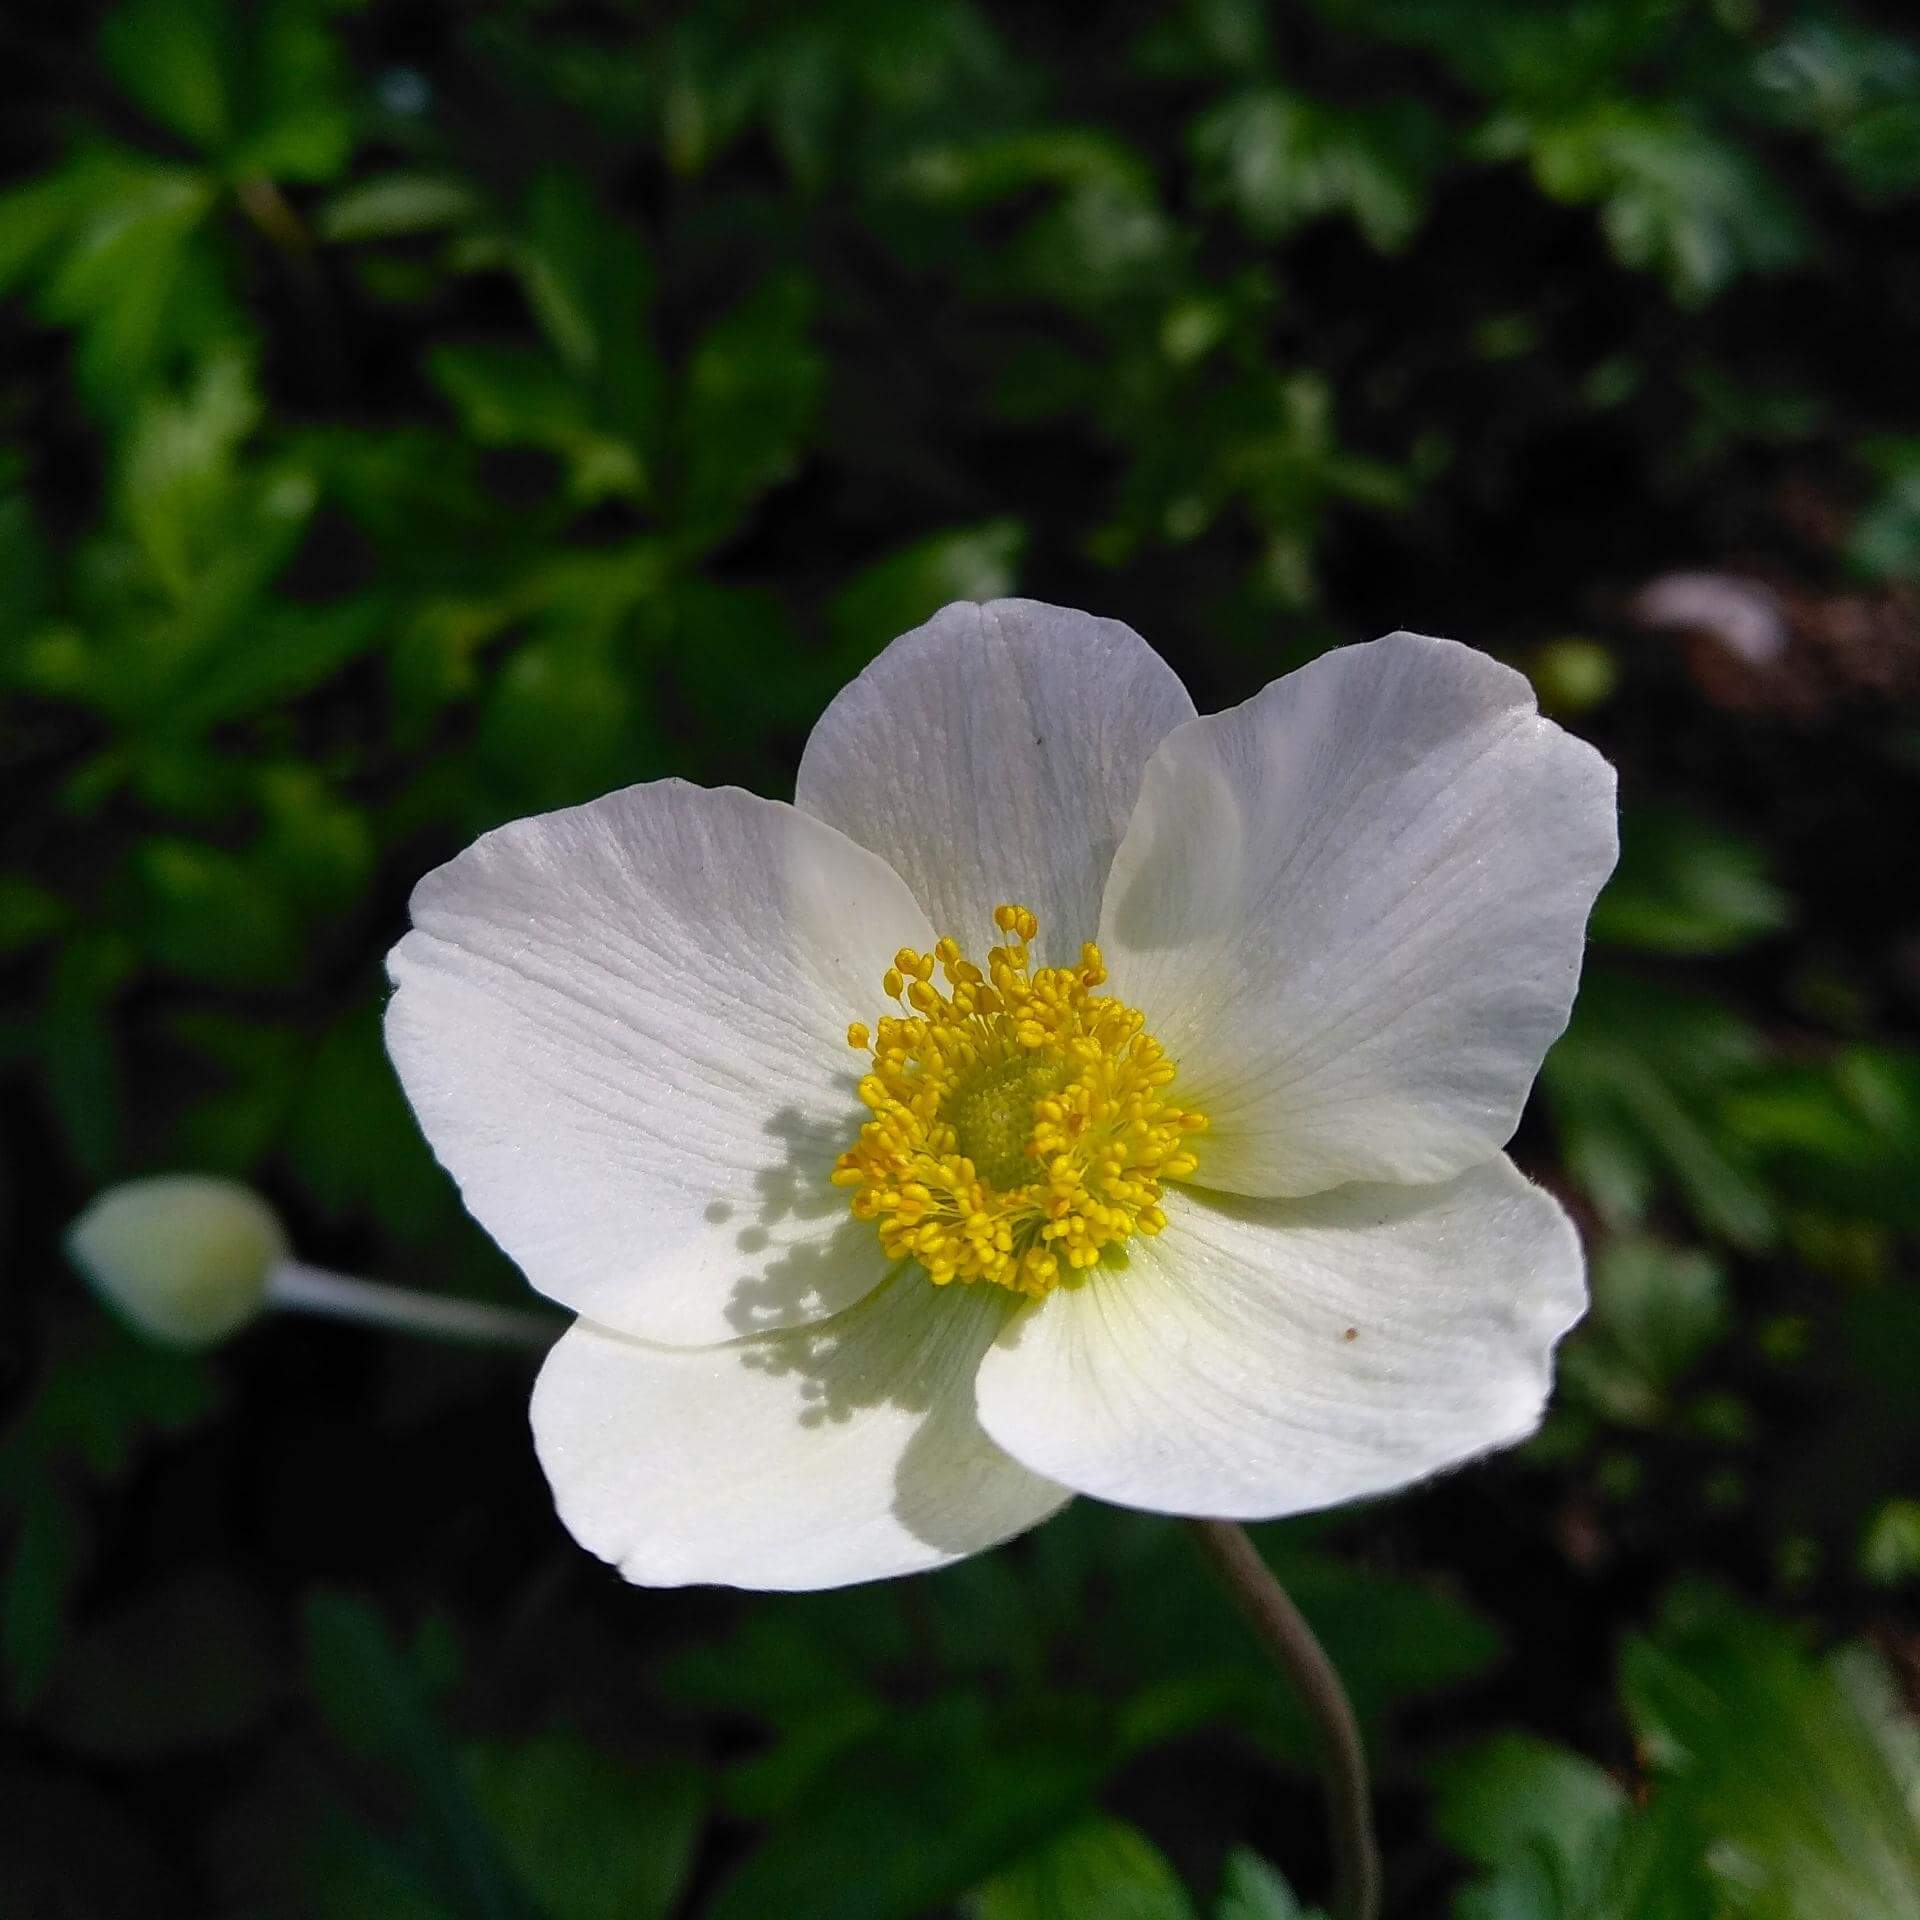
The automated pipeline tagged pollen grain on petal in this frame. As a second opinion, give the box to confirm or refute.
[833,904,1208,1298]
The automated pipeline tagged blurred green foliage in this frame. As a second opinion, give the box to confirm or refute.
[4,0,1920,1914]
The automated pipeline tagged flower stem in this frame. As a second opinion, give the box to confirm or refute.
[1185,1518,1382,1920]
[266,1262,558,1348]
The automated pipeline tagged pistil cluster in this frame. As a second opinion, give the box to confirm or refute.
[832,904,1207,1296]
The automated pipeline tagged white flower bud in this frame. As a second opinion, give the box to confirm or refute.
[67,1176,286,1349]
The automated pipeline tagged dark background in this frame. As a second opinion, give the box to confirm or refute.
[5,2,1920,1915]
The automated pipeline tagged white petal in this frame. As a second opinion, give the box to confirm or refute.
[531,1274,1070,1589]
[796,599,1196,963]
[1099,633,1617,1196]
[386,781,932,1346]
[973,1159,1584,1520]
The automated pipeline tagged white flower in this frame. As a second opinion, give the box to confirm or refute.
[385,602,1617,1590]
[66,1177,559,1350]
[68,1175,285,1348]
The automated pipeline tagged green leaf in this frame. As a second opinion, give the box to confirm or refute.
[967,1815,1198,1920]
[0,173,84,292]
[229,0,356,181]
[661,579,820,765]
[463,1738,705,1920]
[1132,0,1272,80]
[703,1697,1105,1920]
[675,274,824,549]
[1192,91,1443,251]
[303,1594,538,1920]
[100,0,354,179]
[1430,1728,1712,1920]
[1213,1848,1323,1920]
[2,1320,219,1486]
[42,932,137,1178]
[1509,103,1806,304]
[0,1320,219,1702]
[1431,1733,1626,1877]
[173,597,384,732]
[132,837,304,986]
[1850,438,1920,581]
[428,341,646,504]
[1859,1500,1920,1588]
[1542,971,1776,1248]
[1833,101,1920,204]
[1363,0,1678,106]
[1096,363,1405,602]
[29,149,230,409]
[0,875,69,956]
[1721,1048,1920,1232]
[828,521,1028,661]
[103,350,332,682]
[888,128,1153,209]
[165,1010,303,1171]
[1560,1239,1728,1428]
[301,1816,462,1920]
[1258,1542,1503,1730]
[1045,1517,1500,1763]
[287,1010,460,1239]
[101,0,236,155]
[475,632,639,813]
[507,171,654,381]
[1591,808,1792,955]
[1623,1587,1920,1920]
[318,173,485,242]
[255,767,374,918]
[660,1591,899,1816]
[1755,17,1920,202]
[1000,176,1176,308]
[115,345,262,589]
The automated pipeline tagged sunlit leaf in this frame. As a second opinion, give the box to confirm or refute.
[1623,1587,1920,1920]
[318,173,485,242]
[967,1815,1197,1920]
[1430,1727,1711,1920]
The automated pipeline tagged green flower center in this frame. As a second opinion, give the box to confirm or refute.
[946,1055,1068,1190]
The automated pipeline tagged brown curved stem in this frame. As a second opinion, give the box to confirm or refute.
[1186,1519,1382,1920]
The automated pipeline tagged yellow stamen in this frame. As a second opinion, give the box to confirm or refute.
[835,904,1208,1297]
